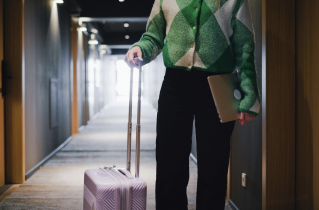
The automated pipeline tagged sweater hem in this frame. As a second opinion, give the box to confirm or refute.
[238,108,258,117]
[163,64,235,74]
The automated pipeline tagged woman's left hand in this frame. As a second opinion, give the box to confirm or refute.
[238,112,255,125]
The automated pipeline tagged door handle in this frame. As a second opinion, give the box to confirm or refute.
[1,60,12,97]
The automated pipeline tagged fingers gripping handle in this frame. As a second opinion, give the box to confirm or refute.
[126,58,142,178]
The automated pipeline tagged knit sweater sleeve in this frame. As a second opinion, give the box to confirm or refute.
[231,0,261,116]
[130,0,166,65]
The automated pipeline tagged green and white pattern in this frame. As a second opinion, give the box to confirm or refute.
[131,0,261,116]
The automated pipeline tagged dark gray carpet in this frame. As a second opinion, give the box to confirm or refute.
[0,99,200,210]
[0,99,233,210]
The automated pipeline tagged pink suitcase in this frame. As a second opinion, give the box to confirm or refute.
[83,60,147,210]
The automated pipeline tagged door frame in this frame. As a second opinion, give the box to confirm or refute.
[71,18,79,135]
[4,0,25,184]
[0,0,5,188]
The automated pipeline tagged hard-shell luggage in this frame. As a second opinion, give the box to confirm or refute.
[83,59,147,210]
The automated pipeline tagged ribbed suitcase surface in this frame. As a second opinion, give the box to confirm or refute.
[83,59,147,210]
[83,168,147,210]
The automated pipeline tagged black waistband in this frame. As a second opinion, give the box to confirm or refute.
[165,67,221,81]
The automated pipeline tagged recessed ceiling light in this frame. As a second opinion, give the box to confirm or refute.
[78,24,87,31]
[91,29,98,34]
[78,27,87,32]
[125,35,130,39]
[54,0,64,3]
[119,0,124,2]
[88,40,99,45]
[124,23,129,27]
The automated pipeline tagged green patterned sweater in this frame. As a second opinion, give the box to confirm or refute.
[131,0,261,116]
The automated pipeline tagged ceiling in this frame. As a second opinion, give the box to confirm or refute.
[75,0,154,17]
[65,0,154,54]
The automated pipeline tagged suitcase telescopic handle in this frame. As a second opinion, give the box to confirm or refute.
[126,58,142,178]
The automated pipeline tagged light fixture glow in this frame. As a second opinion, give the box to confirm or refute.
[119,0,125,2]
[99,45,112,55]
[91,29,98,34]
[78,27,87,31]
[88,40,99,45]
[125,35,130,39]
[124,23,129,27]
[54,0,64,3]
[78,24,87,32]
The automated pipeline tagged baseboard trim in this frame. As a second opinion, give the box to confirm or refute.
[229,199,240,210]
[87,110,102,125]
[0,185,20,204]
[190,153,197,164]
[102,103,112,111]
[78,125,86,132]
[87,103,112,124]
[91,112,100,121]
[25,136,73,180]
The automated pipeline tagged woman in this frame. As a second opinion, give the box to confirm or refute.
[126,0,260,209]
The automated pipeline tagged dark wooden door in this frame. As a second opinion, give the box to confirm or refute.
[0,0,5,187]
[296,1,319,209]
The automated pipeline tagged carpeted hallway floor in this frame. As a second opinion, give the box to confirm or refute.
[0,99,202,210]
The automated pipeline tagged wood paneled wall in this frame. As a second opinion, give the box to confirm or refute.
[0,0,5,187]
[82,33,89,125]
[71,20,79,135]
[296,1,319,209]
[4,0,25,184]
[262,0,296,209]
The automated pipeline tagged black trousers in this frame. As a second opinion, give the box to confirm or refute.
[155,67,235,210]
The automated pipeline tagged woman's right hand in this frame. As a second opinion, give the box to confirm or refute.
[125,46,143,67]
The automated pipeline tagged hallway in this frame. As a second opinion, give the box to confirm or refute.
[2,0,318,209]
[0,99,199,209]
